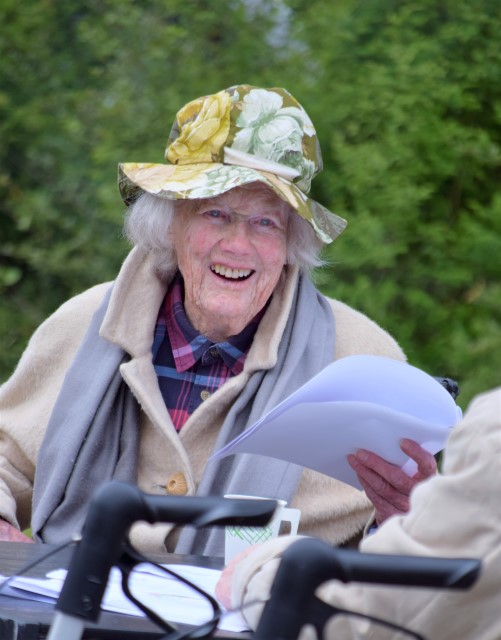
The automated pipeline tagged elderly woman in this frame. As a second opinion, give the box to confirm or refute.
[0,85,434,554]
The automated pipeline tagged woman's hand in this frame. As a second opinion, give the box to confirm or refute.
[0,519,34,543]
[347,438,437,525]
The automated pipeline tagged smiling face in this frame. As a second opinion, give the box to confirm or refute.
[170,185,289,342]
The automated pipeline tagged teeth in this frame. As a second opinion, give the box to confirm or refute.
[212,265,252,279]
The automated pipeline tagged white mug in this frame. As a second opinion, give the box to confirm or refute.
[224,494,301,564]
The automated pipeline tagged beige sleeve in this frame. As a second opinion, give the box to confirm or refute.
[327,298,407,363]
[0,283,110,529]
[231,388,501,640]
[230,535,304,627]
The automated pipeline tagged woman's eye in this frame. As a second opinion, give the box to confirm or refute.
[252,216,280,229]
[203,209,228,222]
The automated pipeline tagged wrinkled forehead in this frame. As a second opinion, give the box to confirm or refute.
[190,184,293,218]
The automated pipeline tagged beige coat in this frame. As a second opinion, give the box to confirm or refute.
[231,387,501,640]
[0,248,406,553]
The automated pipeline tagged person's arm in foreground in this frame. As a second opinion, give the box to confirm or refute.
[217,387,501,640]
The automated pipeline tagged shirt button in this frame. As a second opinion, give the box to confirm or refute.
[200,389,211,401]
[209,347,218,358]
[166,472,188,496]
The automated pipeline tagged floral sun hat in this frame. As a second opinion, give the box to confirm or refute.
[118,84,347,243]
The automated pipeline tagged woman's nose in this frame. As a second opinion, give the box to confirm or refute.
[219,218,253,252]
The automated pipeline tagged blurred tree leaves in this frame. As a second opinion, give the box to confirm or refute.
[0,0,290,373]
[1,0,500,407]
[298,0,501,405]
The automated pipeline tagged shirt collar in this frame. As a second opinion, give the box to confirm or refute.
[163,272,265,375]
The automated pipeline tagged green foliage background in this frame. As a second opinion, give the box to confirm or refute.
[1,0,500,409]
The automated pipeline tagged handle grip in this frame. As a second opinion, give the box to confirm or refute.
[56,481,277,621]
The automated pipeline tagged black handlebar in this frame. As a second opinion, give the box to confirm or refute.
[254,537,481,640]
[56,481,277,622]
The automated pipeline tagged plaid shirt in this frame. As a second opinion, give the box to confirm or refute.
[152,273,263,431]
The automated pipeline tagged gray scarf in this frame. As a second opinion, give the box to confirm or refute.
[32,272,334,555]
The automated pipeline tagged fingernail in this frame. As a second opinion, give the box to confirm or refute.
[355,450,369,462]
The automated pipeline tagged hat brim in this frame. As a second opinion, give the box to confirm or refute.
[118,162,347,244]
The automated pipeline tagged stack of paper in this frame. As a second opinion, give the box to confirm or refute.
[212,355,461,489]
[0,563,249,632]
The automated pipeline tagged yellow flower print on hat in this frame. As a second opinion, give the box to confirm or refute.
[167,91,232,164]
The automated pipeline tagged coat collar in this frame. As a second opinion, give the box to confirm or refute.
[99,247,301,369]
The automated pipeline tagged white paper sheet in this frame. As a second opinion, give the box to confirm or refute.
[0,563,250,633]
[211,355,462,489]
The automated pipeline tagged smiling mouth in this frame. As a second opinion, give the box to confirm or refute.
[211,264,254,280]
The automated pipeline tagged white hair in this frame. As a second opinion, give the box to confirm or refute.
[123,183,325,278]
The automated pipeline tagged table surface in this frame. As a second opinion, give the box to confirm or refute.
[0,541,247,640]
